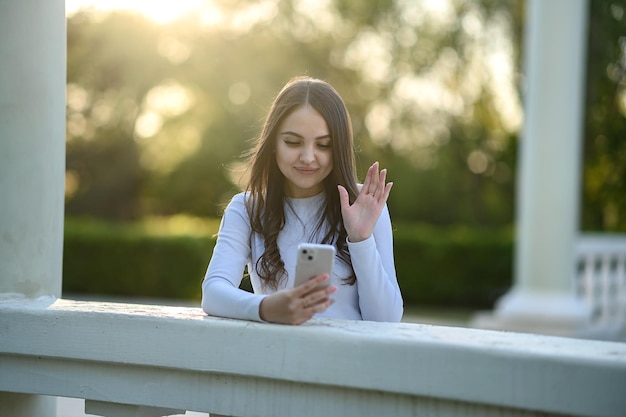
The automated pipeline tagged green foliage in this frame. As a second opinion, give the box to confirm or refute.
[393,222,513,307]
[63,217,219,300]
[582,0,626,231]
[65,1,522,226]
[63,0,626,230]
[65,128,144,220]
[63,218,513,308]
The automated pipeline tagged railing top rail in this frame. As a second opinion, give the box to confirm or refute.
[577,233,626,255]
[2,298,626,417]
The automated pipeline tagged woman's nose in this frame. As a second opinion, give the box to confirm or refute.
[300,145,315,163]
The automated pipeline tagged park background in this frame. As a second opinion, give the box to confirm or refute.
[62,0,626,315]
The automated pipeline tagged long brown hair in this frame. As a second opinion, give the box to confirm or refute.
[245,76,360,290]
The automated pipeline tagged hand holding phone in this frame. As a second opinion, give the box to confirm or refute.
[259,243,336,324]
[294,243,335,288]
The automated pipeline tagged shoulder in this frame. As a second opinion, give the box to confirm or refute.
[230,191,248,205]
[224,192,250,215]
[219,192,252,231]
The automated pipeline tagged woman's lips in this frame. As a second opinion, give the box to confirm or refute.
[295,167,319,175]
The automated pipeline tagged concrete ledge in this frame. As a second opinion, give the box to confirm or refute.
[1,298,626,417]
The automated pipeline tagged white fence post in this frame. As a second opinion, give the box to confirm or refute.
[575,234,626,338]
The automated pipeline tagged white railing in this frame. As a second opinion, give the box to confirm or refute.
[576,234,626,334]
[1,297,626,417]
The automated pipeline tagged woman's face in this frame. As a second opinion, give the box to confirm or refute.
[275,105,333,198]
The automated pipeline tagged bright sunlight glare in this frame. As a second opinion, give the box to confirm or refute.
[65,0,209,24]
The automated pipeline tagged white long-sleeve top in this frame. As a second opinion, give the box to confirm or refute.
[201,191,403,322]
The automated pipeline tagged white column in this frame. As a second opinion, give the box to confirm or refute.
[0,1,65,416]
[0,0,65,299]
[473,0,592,337]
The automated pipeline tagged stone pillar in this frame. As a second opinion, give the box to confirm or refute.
[472,0,592,337]
[0,0,65,415]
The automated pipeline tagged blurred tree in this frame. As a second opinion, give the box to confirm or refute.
[65,127,143,219]
[326,0,523,225]
[66,12,169,219]
[582,0,626,231]
[64,0,625,231]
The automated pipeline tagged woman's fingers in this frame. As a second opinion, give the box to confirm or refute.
[374,168,387,199]
[367,162,379,196]
[360,166,372,196]
[294,277,335,316]
[302,297,335,317]
[362,162,392,199]
[338,162,393,243]
[381,181,394,202]
[338,184,350,210]
[375,169,394,203]
[350,161,391,200]
[259,274,335,325]
[300,281,336,308]
[293,273,330,296]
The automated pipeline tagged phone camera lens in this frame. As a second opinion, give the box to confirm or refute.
[302,249,308,254]
[308,255,313,260]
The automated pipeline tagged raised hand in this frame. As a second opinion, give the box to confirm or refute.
[259,274,337,325]
[338,161,393,243]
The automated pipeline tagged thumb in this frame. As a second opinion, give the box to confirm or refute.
[337,185,350,210]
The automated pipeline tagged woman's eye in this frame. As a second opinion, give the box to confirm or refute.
[283,140,300,146]
[317,143,331,149]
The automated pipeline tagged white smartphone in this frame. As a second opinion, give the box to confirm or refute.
[294,243,336,289]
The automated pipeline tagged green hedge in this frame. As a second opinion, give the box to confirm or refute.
[63,218,514,308]
[392,222,513,308]
[63,217,218,302]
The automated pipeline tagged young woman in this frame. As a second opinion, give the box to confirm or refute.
[201,76,403,324]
